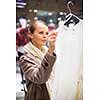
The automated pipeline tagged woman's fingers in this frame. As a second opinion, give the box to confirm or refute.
[48,30,58,41]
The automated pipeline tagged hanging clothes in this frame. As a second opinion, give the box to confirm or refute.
[50,14,83,100]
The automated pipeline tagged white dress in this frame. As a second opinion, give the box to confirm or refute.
[50,15,83,100]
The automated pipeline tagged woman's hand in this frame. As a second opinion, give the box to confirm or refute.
[48,30,58,54]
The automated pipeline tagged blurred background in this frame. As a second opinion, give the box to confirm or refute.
[16,0,83,30]
[16,0,83,100]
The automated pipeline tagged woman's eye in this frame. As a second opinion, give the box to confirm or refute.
[46,32,49,35]
[39,31,49,35]
[39,31,43,34]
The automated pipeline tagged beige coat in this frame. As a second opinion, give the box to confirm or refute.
[19,43,56,100]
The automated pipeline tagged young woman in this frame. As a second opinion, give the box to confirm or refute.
[19,20,58,100]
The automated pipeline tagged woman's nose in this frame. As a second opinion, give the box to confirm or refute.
[43,33,47,38]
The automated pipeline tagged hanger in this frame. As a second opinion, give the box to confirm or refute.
[64,1,81,27]
[56,1,73,31]
[56,1,81,31]
[65,0,74,20]
[67,1,74,14]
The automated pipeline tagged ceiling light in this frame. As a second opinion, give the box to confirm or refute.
[34,9,38,13]
[16,5,24,8]
[29,9,32,12]
[34,17,38,20]
[16,2,27,5]
[58,17,61,21]
[59,12,63,15]
[48,12,52,16]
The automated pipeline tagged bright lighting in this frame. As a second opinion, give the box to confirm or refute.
[58,17,61,21]
[29,9,32,12]
[48,12,52,16]
[16,5,24,8]
[34,9,38,13]
[34,17,38,20]
[59,12,63,15]
[49,19,53,23]
[16,2,27,5]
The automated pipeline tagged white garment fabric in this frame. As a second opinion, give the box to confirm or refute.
[50,16,83,100]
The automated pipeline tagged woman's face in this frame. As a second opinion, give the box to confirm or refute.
[30,22,49,49]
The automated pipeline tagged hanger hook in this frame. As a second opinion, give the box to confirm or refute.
[67,1,74,13]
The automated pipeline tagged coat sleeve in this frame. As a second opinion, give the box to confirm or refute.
[19,52,56,84]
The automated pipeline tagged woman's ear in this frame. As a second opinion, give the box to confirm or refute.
[27,32,32,39]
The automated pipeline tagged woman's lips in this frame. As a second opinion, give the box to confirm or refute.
[42,40,46,43]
